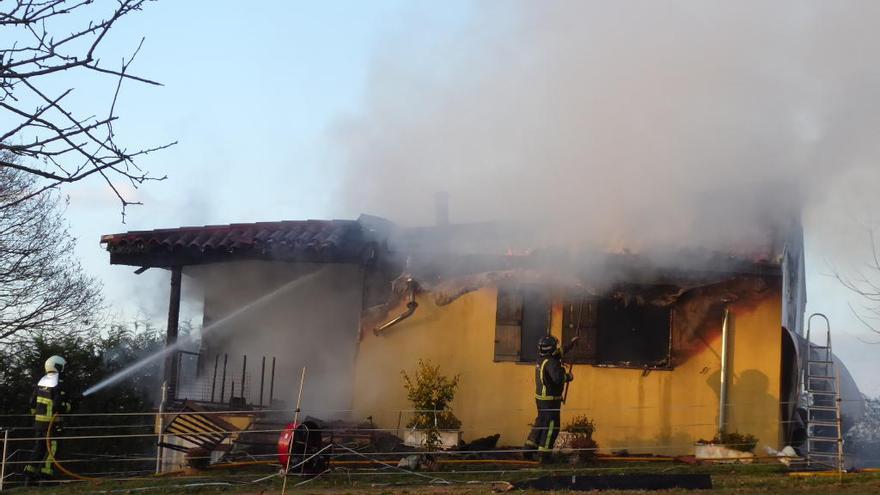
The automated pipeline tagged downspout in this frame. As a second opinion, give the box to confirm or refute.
[374,278,419,336]
[718,302,732,437]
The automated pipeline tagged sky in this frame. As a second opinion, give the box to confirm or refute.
[47,1,880,396]
[63,0,475,317]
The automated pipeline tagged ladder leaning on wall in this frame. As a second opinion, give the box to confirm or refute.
[803,313,844,471]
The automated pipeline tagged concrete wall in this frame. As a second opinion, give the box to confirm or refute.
[352,282,784,455]
[187,261,363,417]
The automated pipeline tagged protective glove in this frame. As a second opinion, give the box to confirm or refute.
[566,372,574,382]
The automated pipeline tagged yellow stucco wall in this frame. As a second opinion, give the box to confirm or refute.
[352,285,782,455]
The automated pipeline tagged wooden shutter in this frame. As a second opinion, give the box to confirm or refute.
[562,296,597,363]
[494,287,522,362]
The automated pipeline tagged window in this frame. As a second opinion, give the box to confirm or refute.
[595,299,671,367]
[493,287,522,361]
[561,295,672,368]
[561,297,597,363]
[494,286,551,362]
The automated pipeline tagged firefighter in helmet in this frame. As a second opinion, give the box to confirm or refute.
[524,335,572,460]
[24,355,71,484]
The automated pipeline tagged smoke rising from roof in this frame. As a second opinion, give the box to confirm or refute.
[333,1,880,253]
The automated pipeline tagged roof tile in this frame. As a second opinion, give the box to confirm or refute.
[101,219,369,265]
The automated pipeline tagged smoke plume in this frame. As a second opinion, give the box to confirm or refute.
[333,1,880,253]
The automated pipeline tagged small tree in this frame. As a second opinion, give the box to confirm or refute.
[401,359,461,448]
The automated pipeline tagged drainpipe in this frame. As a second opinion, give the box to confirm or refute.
[374,278,419,335]
[718,302,732,437]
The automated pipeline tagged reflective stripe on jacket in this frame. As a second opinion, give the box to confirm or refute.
[535,353,566,401]
[31,373,71,423]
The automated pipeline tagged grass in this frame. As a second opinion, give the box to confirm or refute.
[8,462,880,494]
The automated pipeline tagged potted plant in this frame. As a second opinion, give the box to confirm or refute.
[401,359,462,450]
[695,432,758,463]
[559,415,599,463]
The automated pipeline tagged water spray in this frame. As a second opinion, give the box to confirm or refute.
[83,267,327,397]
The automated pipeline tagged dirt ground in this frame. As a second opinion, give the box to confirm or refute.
[9,463,880,495]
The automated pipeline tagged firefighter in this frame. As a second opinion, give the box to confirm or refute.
[23,355,72,485]
[524,335,572,461]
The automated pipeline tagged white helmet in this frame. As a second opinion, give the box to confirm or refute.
[45,355,67,374]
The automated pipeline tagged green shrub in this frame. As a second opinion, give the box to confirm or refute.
[401,359,462,431]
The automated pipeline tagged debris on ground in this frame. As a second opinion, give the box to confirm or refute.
[456,434,500,458]
[397,454,439,471]
[766,445,800,467]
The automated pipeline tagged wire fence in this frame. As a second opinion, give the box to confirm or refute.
[0,397,866,492]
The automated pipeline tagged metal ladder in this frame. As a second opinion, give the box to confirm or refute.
[803,313,844,471]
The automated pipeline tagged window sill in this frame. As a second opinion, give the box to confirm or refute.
[592,363,673,371]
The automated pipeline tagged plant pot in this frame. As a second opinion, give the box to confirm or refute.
[694,443,755,464]
[403,429,462,450]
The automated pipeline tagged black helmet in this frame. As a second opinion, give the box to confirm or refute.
[537,335,558,357]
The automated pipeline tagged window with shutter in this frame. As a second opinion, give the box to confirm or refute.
[562,296,598,364]
[494,287,522,361]
[494,286,551,363]
[519,287,551,362]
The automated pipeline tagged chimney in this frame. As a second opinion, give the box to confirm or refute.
[434,191,449,226]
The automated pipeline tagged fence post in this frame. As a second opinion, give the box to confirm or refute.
[0,428,8,492]
[155,381,168,474]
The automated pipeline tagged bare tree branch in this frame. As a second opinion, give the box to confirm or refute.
[836,228,880,339]
[1,0,172,218]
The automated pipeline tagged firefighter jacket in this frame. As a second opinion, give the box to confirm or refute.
[30,373,71,424]
[534,352,570,401]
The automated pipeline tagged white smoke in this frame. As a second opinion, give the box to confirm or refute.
[332,1,880,253]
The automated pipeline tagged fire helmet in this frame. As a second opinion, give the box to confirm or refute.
[537,335,559,357]
[45,355,67,374]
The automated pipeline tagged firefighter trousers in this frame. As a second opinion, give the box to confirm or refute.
[525,399,561,453]
[24,423,58,478]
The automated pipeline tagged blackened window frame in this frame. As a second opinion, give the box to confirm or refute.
[561,295,674,370]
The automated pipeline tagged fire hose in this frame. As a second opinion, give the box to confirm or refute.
[46,413,98,481]
[44,414,283,483]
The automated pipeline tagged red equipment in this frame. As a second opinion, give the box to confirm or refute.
[277,421,327,474]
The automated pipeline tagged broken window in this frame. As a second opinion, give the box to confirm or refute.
[494,286,551,362]
[562,295,672,368]
[595,299,671,367]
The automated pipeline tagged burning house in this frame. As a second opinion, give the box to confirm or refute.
[100,212,863,463]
